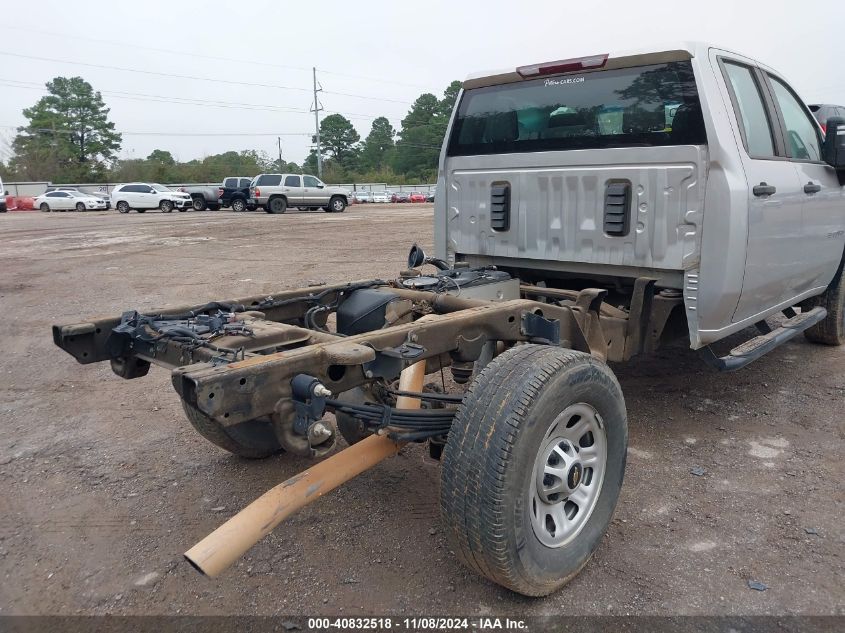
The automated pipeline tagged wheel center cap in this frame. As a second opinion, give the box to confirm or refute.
[567,463,583,491]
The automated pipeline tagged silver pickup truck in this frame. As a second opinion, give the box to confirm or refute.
[248,173,351,214]
[51,42,845,597]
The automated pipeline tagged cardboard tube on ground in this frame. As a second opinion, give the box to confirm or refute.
[185,361,426,578]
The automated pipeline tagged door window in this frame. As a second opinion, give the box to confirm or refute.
[768,76,822,161]
[722,62,776,158]
[284,175,301,187]
[303,176,321,187]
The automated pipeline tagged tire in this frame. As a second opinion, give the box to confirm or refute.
[192,197,207,211]
[181,401,284,459]
[267,197,287,214]
[75,202,86,212]
[803,255,845,345]
[159,200,174,213]
[329,196,347,213]
[209,204,220,211]
[40,203,50,213]
[116,201,130,214]
[440,344,627,596]
[231,198,247,212]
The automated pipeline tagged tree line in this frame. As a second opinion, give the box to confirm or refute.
[0,76,461,185]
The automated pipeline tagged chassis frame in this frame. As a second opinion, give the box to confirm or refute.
[53,277,682,437]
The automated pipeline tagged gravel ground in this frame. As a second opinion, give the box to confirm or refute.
[0,205,842,616]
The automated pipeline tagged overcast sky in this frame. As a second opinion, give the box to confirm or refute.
[1,0,843,166]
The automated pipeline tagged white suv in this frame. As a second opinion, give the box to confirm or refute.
[111,183,192,213]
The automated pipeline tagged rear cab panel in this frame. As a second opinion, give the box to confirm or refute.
[437,46,711,346]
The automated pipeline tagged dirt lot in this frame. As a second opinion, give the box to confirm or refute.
[0,204,842,616]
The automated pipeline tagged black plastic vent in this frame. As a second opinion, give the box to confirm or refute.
[490,184,510,231]
[604,182,631,236]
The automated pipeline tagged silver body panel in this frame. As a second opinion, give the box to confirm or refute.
[435,42,845,350]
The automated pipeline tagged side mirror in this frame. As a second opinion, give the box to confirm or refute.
[823,117,845,171]
[317,184,325,189]
[3,190,8,196]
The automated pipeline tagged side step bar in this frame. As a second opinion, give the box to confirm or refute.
[699,307,827,372]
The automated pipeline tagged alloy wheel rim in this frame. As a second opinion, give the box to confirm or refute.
[529,402,607,548]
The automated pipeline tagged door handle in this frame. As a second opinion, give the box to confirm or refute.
[803,182,822,194]
[752,183,777,197]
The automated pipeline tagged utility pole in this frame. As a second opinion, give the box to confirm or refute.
[277,136,283,169]
[311,66,323,178]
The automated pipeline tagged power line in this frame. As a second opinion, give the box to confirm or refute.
[0,79,392,121]
[0,50,414,105]
[0,25,433,90]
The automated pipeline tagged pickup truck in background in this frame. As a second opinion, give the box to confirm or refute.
[177,184,222,211]
[249,173,351,214]
[218,176,255,212]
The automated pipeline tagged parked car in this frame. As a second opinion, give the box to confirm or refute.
[248,173,350,214]
[218,176,255,212]
[110,183,192,213]
[0,176,6,212]
[35,190,109,212]
[352,191,372,204]
[391,192,409,203]
[371,191,391,203]
[408,192,427,203]
[45,186,111,209]
[177,184,221,211]
[808,104,845,134]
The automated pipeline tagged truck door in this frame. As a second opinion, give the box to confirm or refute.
[717,56,806,321]
[283,175,304,205]
[302,175,325,206]
[762,72,845,294]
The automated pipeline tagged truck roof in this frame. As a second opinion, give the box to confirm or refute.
[462,41,754,90]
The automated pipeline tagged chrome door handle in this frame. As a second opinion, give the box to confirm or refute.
[803,182,822,194]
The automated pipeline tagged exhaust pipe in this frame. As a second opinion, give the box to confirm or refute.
[184,360,427,577]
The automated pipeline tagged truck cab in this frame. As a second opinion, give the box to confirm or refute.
[435,42,845,351]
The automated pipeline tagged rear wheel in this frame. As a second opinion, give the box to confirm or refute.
[803,256,845,345]
[192,197,207,211]
[159,200,174,213]
[329,196,346,213]
[116,201,130,214]
[40,203,50,212]
[75,202,86,212]
[440,345,627,596]
[181,401,284,459]
[267,197,287,214]
[231,198,247,212]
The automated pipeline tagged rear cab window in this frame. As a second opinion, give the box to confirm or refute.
[447,61,706,157]
[223,178,237,188]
